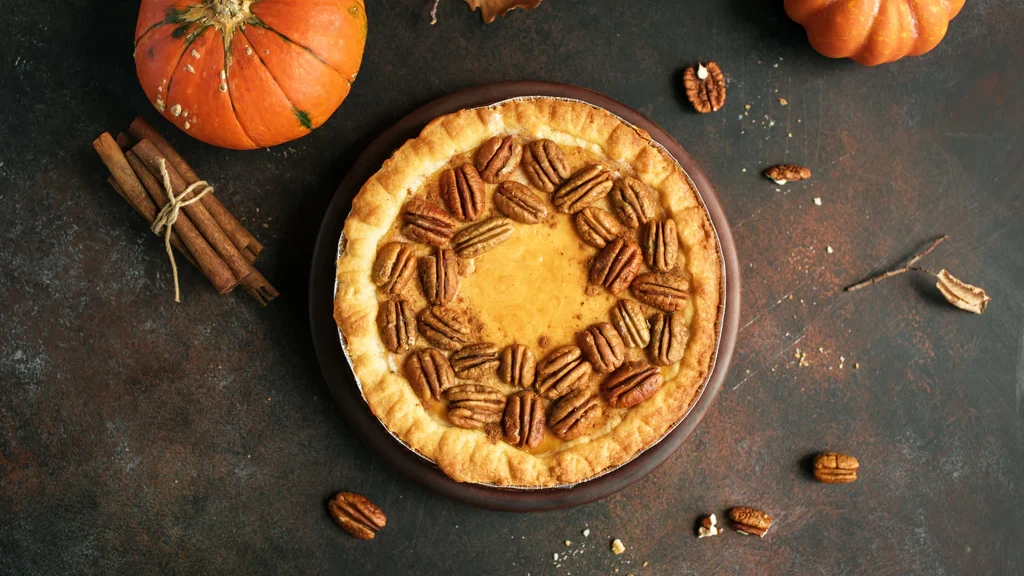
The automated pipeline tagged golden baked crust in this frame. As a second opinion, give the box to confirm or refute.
[334,97,723,487]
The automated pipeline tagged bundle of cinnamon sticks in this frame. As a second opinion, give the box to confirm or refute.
[93,117,278,305]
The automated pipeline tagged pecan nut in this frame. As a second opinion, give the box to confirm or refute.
[417,306,471,351]
[610,177,656,228]
[578,322,626,374]
[574,207,623,248]
[641,218,679,272]
[552,165,614,214]
[452,217,515,258]
[418,247,459,305]
[372,242,417,295]
[376,298,416,353]
[498,343,537,388]
[494,181,549,224]
[445,384,506,429]
[449,342,500,380]
[522,139,571,193]
[327,491,386,540]
[440,163,486,221]
[683,62,726,114]
[648,311,688,366]
[601,362,663,408]
[404,348,455,401]
[764,164,812,185]
[728,507,772,537]
[589,238,643,295]
[610,299,650,348]
[631,271,691,311]
[535,345,593,400]
[503,389,546,449]
[548,388,603,441]
[475,135,523,183]
[401,199,455,246]
[812,452,859,484]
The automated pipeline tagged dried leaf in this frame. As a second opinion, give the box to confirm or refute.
[935,269,991,315]
[464,0,543,23]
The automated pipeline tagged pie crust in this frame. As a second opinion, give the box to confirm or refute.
[334,97,723,487]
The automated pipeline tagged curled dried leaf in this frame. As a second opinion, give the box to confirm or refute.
[935,269,990,315]
[463,0,543,23]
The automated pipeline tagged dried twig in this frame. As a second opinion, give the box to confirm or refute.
[845,236,947,292]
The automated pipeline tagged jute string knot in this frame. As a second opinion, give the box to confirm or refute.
[151,158,212,302]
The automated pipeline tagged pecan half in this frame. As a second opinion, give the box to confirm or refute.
[372,242,417,295]
[728,507,773,537]
[452,217,515,258]
[327,492,386,540]
[610,299,650,348]
[589,238,643,295]
[475,135,523,183]
[548,388,602,441]
[631,271,691,311]
[578,322,626,374]
[610,177,656,228]
[498,343,537,388]
[574,207,623,248]
[445,384,506,429]
[535,345,593,400]
[522,139,571,193]
[648,311,688,366]
[552,165,614,214]
[494,181,549,224]
[440,163,486,221]
[641,218,679,272]
[601,362,663,408]
[503,389,546,449]
[764,164,812,185]
[417,306,471,351]
[418,247,459,305]
[402,199,455,246]
[376,298,416,353]
[449,342,500,380]
[683,62,726,114]
[404,348,455,401]
[812,452,859,484]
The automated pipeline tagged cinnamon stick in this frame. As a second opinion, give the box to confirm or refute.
[128,117,263,260]
[108,176,198,269]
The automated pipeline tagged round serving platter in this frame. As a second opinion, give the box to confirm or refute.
[309,81,741,511]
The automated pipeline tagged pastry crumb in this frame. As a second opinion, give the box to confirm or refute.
[813,197,822,206]
[827,246,834,254]
[582,528,590,537]
[779,98,788,106]
[698,513,720,538]
[611,538,625,554]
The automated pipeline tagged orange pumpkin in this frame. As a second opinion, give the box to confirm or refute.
[784,0,965,66]
[134,0,367,149]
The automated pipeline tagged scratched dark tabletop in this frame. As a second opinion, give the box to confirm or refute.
[2,1,1023,574]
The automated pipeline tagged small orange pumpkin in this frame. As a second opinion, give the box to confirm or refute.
[134,0,367,149]
[784,0,965,66]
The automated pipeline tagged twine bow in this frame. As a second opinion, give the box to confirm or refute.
[151,158,212,302]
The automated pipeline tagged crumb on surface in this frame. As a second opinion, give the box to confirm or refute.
[813,197,822,206]
[611,538,625,555]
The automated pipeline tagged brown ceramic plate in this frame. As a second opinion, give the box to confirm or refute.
[309,82,740,511]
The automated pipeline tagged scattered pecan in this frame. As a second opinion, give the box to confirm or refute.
[578,322,626,374]
[418,247,459,306]
[812,452,860,484]
[648,311,688,366]
[376,298,417,353]
[327,492,386,540]
[574,207,623,248]
[371,242,417,295]
[452,217,515,258]
[475,135,522,183]
[683,62,726,113]
[641,218,679,272]
[610,177,656,228]
[697,514,720,538]
[552,165,614,214]
[494,181,549,224]
[449,342,500,380]
[631,271,691,311]
[589,238,643,295]
[445,384,506,429]
[728,506,773,537]
[522,138,571,192]
[440,163,486,221]
[610,299,650,348]
[548,388,602,441]
[402,199,455,246]
[417,306,471,351]
[764,164,812,185]
[601,362,663,408]
[503,389,546,449]
[535,345,593,400]
[498,343,537,388]
[404,348,455,401]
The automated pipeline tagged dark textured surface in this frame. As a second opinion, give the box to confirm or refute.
[1,0,1022,574]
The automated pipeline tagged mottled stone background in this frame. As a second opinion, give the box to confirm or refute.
[2,0,1022,574]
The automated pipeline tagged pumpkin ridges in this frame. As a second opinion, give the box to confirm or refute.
[907,0,950,56]
[250,0,366,81]
[249,21,350,81]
